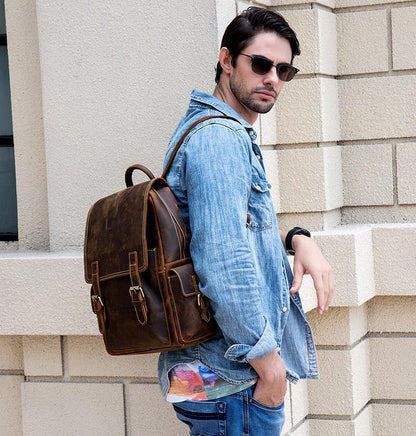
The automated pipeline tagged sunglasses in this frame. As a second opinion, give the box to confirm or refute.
[238,53,299,82]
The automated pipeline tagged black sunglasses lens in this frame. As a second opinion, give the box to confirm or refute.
[278,65,297,82]
[251,57,273,75]
[250,57,298,81]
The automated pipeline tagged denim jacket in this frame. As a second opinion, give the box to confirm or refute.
[158,90,318,397]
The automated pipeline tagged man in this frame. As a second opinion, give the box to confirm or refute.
[159,7,335,435]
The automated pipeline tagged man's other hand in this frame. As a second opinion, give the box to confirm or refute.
[290,234,335,315]
[250,349,287,407]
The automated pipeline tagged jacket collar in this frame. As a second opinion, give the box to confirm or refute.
[190,89,254,132]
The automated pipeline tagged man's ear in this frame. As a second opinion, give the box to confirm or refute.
[218,47,232,75]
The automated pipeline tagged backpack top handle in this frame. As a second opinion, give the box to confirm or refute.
[125,164,155,187]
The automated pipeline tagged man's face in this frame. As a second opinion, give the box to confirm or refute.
[229,32,292,115]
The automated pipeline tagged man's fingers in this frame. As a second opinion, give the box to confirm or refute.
[290,263,304,293]
[326,274,335,311]
[321,265,335,311]
[322,272,330,311]
[312,273,325,315]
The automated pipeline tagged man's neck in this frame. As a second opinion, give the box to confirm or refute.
[213,83,258,126]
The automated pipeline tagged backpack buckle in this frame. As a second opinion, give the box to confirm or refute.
[129,286,148,326]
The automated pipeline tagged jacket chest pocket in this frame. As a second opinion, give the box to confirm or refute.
[247,174,274,232]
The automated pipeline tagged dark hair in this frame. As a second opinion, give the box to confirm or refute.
[215,7,300,83]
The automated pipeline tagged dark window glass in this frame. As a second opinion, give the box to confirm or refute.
[0,0,17,241]
[0,147,17,236]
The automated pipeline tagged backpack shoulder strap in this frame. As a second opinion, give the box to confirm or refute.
[161,115,240,179]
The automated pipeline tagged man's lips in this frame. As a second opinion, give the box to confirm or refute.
[256,90,276,100]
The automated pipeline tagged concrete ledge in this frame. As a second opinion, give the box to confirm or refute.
[311,225,375,306]
[1,223,415,336]
[0,251,96,335]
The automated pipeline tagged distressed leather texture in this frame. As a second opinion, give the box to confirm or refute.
[84,165,218,355]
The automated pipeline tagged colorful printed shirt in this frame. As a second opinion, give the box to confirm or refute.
[166,361,257,403]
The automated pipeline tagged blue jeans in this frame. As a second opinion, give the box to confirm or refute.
[172,386,285,436]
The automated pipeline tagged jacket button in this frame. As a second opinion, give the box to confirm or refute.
[282,307,287,313]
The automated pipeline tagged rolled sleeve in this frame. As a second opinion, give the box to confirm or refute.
[224,316,277,363]
[183,122,275,363]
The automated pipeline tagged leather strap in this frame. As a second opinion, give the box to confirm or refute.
[162,115,254,227]
[128,251,148,326]
[91,261,106,332]
[161,115,239,179]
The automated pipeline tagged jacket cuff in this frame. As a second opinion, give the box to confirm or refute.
[224,317,277,363]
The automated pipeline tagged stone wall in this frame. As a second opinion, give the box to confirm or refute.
[1,0,415,434]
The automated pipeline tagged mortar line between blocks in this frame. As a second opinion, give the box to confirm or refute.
[334,2,416,14]
[370,398,416,406]
[0,370,24,376]
[316,331,416,350]
[61,336,70,380]
[337,68,416,79]
[392,143,398,205]
[315,332,369,351]
[339,137,416,146]
[123,383,129,436]
[387,6,394,71]
[307,399,371,421]
[283,416,307,435]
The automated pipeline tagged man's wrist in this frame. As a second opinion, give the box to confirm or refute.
[249,349,283,378]
[285,227,311,255]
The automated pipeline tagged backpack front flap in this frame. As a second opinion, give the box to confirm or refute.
[83,178,164,284]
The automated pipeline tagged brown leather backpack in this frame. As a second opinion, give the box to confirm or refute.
[84,116,235,355]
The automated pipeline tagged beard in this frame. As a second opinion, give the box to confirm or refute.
[230,74,276,114]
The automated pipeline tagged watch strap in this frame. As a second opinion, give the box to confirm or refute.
[285,227,311,255]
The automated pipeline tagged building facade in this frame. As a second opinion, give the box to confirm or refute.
[0,0,415,435]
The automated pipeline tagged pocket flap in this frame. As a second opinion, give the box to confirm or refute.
[169,263,199,297]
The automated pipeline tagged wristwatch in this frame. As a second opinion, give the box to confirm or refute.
[285,227,311,255]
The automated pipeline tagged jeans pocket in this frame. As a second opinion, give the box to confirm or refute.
[173,401,226,436]
[249,399,285,435]
[250,398,285,412]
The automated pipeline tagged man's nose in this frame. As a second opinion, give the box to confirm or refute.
[263,67,280,88]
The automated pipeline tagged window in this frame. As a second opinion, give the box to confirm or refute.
[0,0,17,241]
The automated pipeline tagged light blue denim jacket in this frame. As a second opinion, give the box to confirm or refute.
[158,90,318,397]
